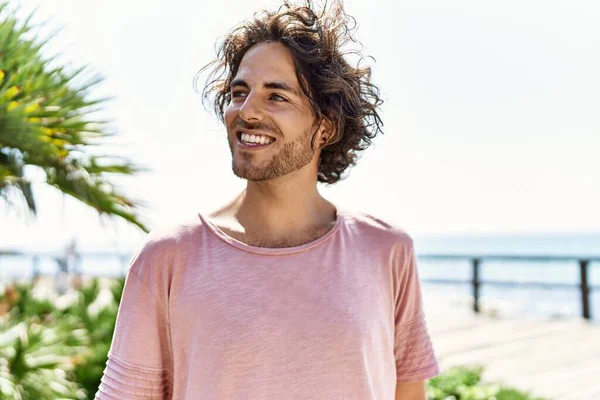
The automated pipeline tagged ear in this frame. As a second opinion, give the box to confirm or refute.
[317,116,337,148]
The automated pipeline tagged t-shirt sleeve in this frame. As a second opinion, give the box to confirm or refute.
[393,237,442,383]
[95,245,173,399]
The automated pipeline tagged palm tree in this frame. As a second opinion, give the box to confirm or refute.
[0,2,150,232]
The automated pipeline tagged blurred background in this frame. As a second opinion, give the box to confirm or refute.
[0,0,598,399]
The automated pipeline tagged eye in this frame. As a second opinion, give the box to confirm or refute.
[270,93,288,102]
[231,91,247,98]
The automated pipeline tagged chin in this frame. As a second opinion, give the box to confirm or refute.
[232,162,269,181]
[233,170,273,182]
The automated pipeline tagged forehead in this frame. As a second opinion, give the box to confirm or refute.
[234,42,300,87]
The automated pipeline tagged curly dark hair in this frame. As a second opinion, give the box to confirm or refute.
[194,0,384,184]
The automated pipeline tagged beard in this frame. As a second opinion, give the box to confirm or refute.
[228,125,316,182]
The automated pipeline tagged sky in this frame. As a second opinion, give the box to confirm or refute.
[1,0,599,253]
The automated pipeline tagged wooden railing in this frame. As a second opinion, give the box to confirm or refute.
[418,255,600,320]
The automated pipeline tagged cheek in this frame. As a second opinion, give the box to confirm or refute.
[280,113,313,139]
[224,103,238,131]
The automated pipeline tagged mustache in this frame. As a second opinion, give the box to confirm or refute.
[234,119,280,136]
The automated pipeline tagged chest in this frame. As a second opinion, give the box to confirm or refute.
[218,225,333,248]
[168,251,395,356]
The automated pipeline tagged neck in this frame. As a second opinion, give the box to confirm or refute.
[231,173,336,239]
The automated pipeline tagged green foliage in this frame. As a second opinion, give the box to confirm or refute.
[3,282,55,321]
[62,277,124,396]
[0,316,90,399]
[427,365,548,400]
[0,277,121,399]
[0,1,149,232]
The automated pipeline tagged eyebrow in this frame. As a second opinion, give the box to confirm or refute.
[230,79,300,97]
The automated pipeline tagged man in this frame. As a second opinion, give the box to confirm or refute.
[96,1,441,399]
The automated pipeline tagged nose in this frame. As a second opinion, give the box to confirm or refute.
[238,93,264,122]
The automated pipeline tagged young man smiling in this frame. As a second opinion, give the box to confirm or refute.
[96,1,441,399]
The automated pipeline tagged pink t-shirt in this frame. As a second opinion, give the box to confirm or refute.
[95,207,441,399]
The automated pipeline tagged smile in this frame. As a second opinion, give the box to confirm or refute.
[236,131,276,150]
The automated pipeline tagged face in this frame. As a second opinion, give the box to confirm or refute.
[224,41,325,182]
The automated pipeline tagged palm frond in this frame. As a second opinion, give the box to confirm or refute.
[0,1,152,232]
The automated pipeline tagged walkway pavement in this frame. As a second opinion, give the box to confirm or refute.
[424,293,600,400]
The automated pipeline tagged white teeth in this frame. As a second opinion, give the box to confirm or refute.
[240,132,274,145]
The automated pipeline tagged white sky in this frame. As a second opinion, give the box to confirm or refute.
[1,0,599,253]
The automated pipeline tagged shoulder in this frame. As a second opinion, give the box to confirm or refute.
[341,208,414,249]
[145,215,203,248]
[341,209,417,276]
[128,214,204,276]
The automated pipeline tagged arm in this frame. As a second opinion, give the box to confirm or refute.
[392,238,441,397]
[395,380,427,400]
[95,236,174,399]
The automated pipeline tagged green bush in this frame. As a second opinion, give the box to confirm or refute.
[0,277,123,399]
[427,365,548,400]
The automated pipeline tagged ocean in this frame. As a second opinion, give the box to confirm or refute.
[1,232,599,321]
